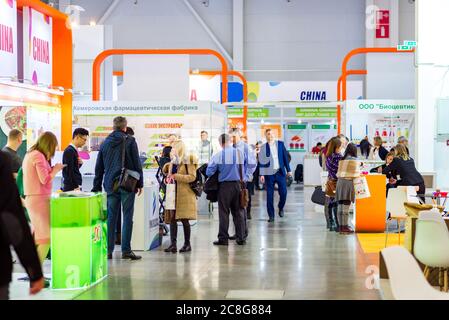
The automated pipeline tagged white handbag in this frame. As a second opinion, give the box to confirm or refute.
[353,176,371,199]
[320,171,329,192]
[165,182,176,210]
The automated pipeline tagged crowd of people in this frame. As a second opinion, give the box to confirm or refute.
[319,134,425,234]
[1,114,425,299]
[0,117,298,299]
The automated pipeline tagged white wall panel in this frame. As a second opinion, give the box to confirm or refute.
[118,55,190,101]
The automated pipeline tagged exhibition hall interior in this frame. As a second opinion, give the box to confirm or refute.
[1,0,449,303]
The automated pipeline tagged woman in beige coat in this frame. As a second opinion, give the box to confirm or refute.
[163,140,198,253]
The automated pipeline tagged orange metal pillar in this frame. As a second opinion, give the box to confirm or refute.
[337,69,367,134]
[18,0,72,149]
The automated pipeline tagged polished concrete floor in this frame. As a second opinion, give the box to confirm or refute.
[11,186,382,300]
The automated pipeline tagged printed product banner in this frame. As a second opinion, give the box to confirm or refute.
[23,7,53,86]
[0,0,17,79]
[285,124,308,152]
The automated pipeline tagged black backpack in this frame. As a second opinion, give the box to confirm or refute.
[185,164,203,198]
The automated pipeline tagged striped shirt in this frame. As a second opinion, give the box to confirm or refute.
[326,153,343,180]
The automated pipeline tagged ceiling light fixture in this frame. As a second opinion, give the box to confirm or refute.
[90,20,96,26]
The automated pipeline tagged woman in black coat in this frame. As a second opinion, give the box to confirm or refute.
[0,151,44,299]
[382,144,425,202]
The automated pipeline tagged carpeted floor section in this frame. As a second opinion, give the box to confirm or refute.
[357,233,405,254]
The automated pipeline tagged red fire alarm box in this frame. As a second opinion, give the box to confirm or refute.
[376,10,390,39]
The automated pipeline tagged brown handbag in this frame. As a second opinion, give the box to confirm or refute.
[325,179,337,197]
[238,151,249,209]
[164,209,175,224]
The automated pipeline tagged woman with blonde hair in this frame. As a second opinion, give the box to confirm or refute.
[22,132,65,274]
[163,140,198,253]
[383,144,425,202]
[369,136,388,161]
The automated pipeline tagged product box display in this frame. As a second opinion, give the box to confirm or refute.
[50,192,108,289]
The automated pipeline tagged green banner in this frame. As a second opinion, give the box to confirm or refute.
[287,124,307,130]
[312,124,337,130]
[296,108,337,118]
[228,108,269,118]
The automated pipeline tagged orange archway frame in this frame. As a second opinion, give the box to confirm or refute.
[338,47,415,134]
[92,49,229,103]
[337,69,367,134]
[17,0,73,148]
[192,70,248,133]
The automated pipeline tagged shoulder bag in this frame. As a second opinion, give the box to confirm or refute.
[184,164,203,198]
[113,136,141,193]
[325,178,337,198]
[238,151,249,209]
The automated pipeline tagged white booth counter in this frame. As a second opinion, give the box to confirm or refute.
[132,183,160,251]
[304,153,322,186]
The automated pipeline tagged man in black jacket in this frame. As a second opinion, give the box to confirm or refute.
[0,151,44,299]
[93,117,143,261]
[62,128,89,192]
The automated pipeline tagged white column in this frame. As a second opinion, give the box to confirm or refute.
[416,0,449,186]
[233,0,244,74]
[103,25,113,101]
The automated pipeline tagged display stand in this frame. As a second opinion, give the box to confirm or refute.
[50,193,108,289]
[131,184,161,251]
[303,154,321,186]
[353,174,387,232]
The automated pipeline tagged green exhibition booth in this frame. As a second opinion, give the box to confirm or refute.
[50,193,108,290]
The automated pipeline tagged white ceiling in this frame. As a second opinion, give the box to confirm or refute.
[62,0,114,24]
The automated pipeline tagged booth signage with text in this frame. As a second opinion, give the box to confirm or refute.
[0,0,17,78]
[248,81,363,102]
[345,99,416,152]
[227,107,269,119]
[23,6,53,86]
[73,101,227,169]
[189,77,364,103]
[295,107,337,118]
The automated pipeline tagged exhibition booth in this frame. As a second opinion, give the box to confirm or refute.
[225,102,339,179]
[51,100,227,251]
[0,0,108,291]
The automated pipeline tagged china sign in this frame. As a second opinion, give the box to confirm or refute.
[0,0,17,78]
[23,7,53,86]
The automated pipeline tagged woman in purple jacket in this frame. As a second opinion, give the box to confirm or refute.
[325,137,343,232]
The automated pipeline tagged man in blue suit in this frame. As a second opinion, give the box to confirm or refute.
[259,129,292,222]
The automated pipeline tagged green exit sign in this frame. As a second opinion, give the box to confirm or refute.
[397,45,412,51]
[397,40,417,51]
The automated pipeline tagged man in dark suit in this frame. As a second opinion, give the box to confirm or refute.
[259,129,292,223]
[62,128,89,192]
